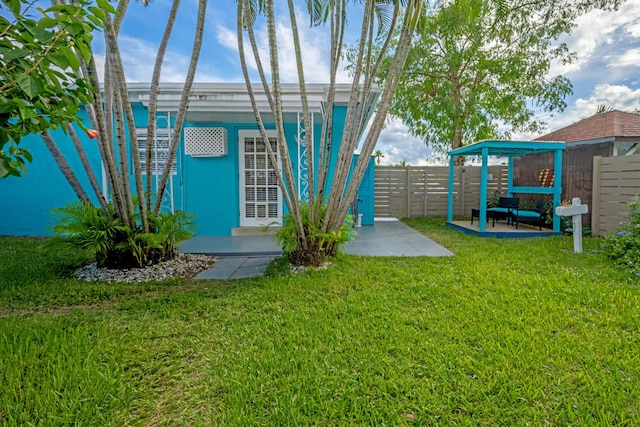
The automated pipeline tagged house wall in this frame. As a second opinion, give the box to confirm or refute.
[0,108,104,236]
[0,104,374,236]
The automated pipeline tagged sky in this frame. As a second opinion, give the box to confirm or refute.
[106,0,640,166]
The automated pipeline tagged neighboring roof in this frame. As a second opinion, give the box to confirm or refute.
[449,139,566,158]
[534,110,640,143]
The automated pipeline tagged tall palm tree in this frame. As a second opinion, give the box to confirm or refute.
[153,0,207,215]
[44,0,206,267]
[374,149,385,165]
[146,0,181,209]
[238,0,424,264]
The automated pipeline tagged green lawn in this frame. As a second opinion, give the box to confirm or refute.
[1,219,639,426]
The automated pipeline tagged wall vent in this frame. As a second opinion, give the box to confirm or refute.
[184,127,227,157]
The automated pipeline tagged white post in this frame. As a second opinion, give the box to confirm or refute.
[555,198,589,254]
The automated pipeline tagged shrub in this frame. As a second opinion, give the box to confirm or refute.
[601,196,640,276]
[274,201,354,267]
[48,201,195,269]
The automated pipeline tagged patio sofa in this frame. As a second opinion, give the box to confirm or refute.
[487,197,519,226]
[513,199,547,230]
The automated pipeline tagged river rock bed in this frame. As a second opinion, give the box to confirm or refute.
[74,254,216,283]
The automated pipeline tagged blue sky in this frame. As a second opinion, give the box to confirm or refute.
[110,0,640,165]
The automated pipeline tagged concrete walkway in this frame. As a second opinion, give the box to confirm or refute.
[180,218,453,280]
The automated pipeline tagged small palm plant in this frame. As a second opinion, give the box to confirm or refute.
[48,200,195,269]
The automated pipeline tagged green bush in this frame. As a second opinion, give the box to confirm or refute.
[274,201,354,266]
[601,196,640,276]
[48,201,195,269]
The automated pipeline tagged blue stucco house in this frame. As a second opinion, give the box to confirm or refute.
[0,82,377,236]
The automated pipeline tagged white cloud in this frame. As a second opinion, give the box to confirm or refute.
[375,117,433,166]
[215,6,353,84]
[512,84,640,140]
[93,35,224,83]
[607,47,640,68]
[551,1,640,76]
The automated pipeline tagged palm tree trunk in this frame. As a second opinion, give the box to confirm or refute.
[263,0,306,241]
[286,0,315,217]
[316,0,345,210]
[83,55,129,224]
[323,0,375,231]
[334,0,423,229]
[154,0,207,215]
[40,132,90,203]
[104,13,149,231]
[65,122,108,210]
[237,0,295,216]
[146,0,181,209]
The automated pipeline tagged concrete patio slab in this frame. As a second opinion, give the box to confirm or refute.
[182,218,453,280]
[345,219,454,257]
[194,256,277,280]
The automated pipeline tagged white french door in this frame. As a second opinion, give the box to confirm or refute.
[239,130,282,227]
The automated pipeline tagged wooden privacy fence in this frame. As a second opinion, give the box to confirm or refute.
[374,165,509,218]
[592,155,640,236]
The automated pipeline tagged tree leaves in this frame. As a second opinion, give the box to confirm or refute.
[17,74,44,99]
[0,0,106,178]
[376,0,616,157]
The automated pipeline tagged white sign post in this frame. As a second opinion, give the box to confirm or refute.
[555,198,589,253]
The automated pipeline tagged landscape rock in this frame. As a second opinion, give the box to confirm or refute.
[74,253,216,283]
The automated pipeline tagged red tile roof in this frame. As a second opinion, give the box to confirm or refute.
[535,110,640,142]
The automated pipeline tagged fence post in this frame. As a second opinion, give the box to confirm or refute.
[460,167,466,218]
[592,156,602,236]
[407,167,411,217]
[423,166,428,216]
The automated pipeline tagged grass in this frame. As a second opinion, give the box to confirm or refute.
[1,219,639,425]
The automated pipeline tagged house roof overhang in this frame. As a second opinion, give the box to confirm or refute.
[125,82,381,118]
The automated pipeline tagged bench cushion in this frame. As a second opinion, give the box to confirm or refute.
[489,207,511,214]
[516,210,541,218]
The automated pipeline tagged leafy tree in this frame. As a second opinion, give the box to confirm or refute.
[238,0,424,266]
[0,0,101,177]
[378,0,622,163]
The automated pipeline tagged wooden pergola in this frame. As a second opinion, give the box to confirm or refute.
[447,140,566,233]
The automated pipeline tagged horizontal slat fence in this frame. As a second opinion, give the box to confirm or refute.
[374,165,509,218]
[592,155,640,236]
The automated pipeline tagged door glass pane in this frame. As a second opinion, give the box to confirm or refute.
[257,171,266,186]
[245,171,255,185]
[256,156,266,170]
[268,203,278,218]
[245,156,254,169]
